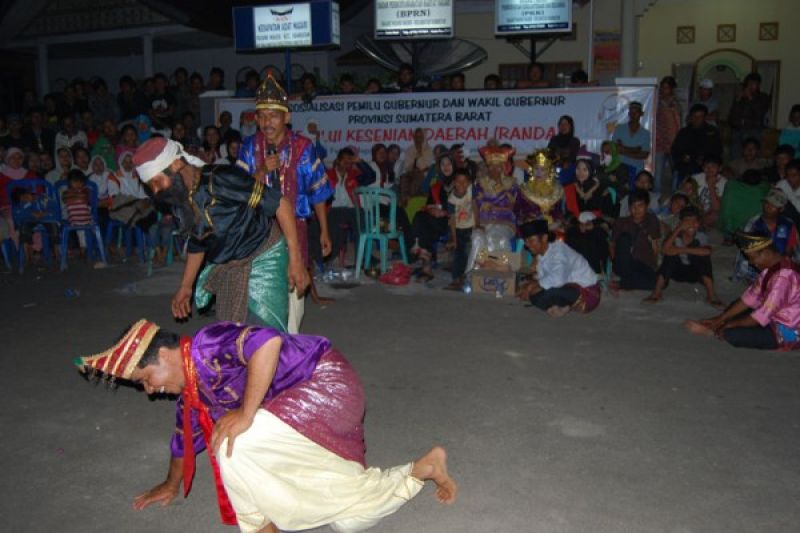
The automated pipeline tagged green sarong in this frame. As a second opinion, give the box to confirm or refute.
[195,237,289,332]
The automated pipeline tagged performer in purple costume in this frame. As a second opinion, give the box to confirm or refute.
[75,320,458,533]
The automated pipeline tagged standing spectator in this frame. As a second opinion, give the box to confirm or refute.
[484,74,501,90]
[207,67,225,91]
[43,94,60,127]
[728,72,771,159]
[325,147,361,261]
[337,74,357,95]
[611,190,662,291]
[547,115,580,166]
[386,63,427,92]
[449,73,465,91]
[54,115,88,151]
[612,101,651,176]
[117,75,140,121]
[690,79,719,125]
[450,144,478,181]
[88,78,119,124]
[364,78,382,94]
[22,89,40,114]
[671,103,723,181]
[22,108,55,155]
[446,169,477,289]
[62,170,93,252]
[778,104,800,154]
[149,73,176,129]
[181,111,202,149]
[172,67,192,118]
[235,69,260,98]
[515,62,550,89]
[188,72,205,118]
[654,76,682,195]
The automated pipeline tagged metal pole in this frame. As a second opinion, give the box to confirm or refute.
[587,0,595,80]
[530,37,536,62]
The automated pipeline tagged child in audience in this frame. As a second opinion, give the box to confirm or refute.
[658,192,690,233]
[62,170,93,253]
[690,156,726,227]
[645,206,722,306]
[446,170,477,289]
[619,170,657,217]
[12,187,60,265]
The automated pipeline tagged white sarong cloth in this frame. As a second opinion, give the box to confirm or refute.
[287,288,304,334]
[219,410,424,533]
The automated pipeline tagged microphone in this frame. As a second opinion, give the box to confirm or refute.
[265,144,279,186]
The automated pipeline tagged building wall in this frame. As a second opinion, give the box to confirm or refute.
[637,0,799,127]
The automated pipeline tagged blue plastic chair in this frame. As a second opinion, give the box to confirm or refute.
[55,180,108,271]
[354,187,408,279]
[6,179,59,272]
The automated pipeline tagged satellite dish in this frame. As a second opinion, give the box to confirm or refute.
[354,34,487,78]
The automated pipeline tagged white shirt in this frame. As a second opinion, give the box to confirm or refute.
[90,172,110,200]
[537,240,598,290]
[110,173,148,199]
[54,131,88,151]
[691,172,727,213]
[776,179,800,212]
[331,170,354,209]
[448,188,474,229]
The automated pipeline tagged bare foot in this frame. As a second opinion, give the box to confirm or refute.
[411,446,458,504]
[685,319,715,336]
[546,305,571,318]
[256,523,279,533]
[642,294,662,304]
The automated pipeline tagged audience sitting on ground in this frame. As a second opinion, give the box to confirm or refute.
[733,188,798,282]
[658,192,690,233]
[610,190,661,292]
[619,170,656,217]
[687,230,800,351]
[516,219,601,317]
[689,156,725,227]
[565,211,609,276]
[645,206,722,306]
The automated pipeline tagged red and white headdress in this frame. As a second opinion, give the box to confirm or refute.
[73,319,160,381]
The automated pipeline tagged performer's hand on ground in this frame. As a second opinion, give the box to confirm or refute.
[288,260,310,296]
[133,480,179,510]
[320,233,332,258]
[171,285,193,319]
[211,408,254,458]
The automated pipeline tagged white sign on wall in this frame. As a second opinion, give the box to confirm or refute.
[253,3,312,48]
[375,0,454,39]
[217,87,656,163]
[496,0,572,35]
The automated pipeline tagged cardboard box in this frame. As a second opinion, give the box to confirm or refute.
[471,270,517,297]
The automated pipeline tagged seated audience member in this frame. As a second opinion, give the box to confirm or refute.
[199,125,222,164]
[423,152,456,194]
[612,101,651,176]
[565,211,610,275]
[363,143,411,245]
[671,103,723,182]
[218,131,241,165]
[116,124,139,159]
[109,151,155,235]
[411,169,453,282]
[88,155,115,231]
[776,159,800,226]
[547,115,581,166]
[47,146,74,185]
[517,219,601,317]
[690,156,725,226]
[645,206,721,305]
[658,192,690,233]
[53,115,87,151]
[564,158,610,220]
[719,169,770,237]
[596,141,627,209]
[619,170,657,217]
[733,188,798,282]
[403,127,434,175]
[728,137,769,178]
[764,144,795,184]
[72,146,91,176]
[446,170,477,289]
[325,147,361,261]
[611,190,662,291]
[778,104,800,154]
[22,107,55,155]
[686,231,800,351]
[12,186,60,264]
[515,62,550,89]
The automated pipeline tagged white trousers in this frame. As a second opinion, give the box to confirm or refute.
[286,289,304,334]
[218,410,424,533]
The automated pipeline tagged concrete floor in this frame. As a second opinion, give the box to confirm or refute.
[1,247,799,533]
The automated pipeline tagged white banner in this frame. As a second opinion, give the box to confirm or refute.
[253,3,312,48]
[496,0,572,34]
[375,0,454,39]
[217,86,655,163]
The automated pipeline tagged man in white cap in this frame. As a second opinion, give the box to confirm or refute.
[132,136,308,331]
[691,78,719,125]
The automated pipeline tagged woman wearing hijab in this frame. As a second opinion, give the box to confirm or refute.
[89,155,116,233]
[0,147,37,243]
[547,115,581,167]
[46,147,75,185]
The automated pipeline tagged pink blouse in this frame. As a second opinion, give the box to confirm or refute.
[741,268,800,328]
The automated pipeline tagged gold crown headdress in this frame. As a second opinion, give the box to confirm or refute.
[734,231,773,254]
[256,70,289,112]
[73,319,160,382]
